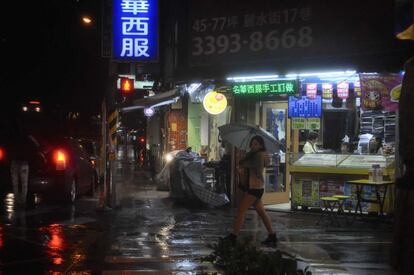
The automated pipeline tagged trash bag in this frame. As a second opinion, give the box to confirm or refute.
[183,161,229,207]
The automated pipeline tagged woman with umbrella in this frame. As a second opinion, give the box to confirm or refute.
[224,135,278,246]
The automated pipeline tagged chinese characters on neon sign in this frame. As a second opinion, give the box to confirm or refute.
[113,0,158,61]
[232,80,297,96]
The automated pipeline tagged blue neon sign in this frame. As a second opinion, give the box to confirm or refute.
[113,0,158,61]
[288,96,322,118]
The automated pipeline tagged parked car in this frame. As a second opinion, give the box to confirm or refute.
[78,138,100,179]
[0,131,97,203]
[0,140,11,194]
[28,136,98,203]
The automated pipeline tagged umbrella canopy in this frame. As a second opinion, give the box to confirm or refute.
[218,123,279,153]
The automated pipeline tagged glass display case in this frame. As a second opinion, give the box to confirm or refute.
[289,152,395,210]
[289,153,395,171]
[290,153,348,167]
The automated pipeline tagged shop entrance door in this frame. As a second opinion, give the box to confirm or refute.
[260,102,290,205]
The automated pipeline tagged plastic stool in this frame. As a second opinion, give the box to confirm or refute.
[317,197,340,226]
[333,195,351,214]
[333,195,351,224]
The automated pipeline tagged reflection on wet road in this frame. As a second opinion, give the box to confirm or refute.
[0,159,399,274]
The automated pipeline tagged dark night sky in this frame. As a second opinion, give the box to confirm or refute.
[0,0,106,115]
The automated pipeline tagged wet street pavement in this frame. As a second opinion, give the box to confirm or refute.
[0,157,399,274]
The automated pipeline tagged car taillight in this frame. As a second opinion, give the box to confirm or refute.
[0,147,5,161]
[53,149,67,170]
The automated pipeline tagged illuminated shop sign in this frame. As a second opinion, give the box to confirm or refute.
[288,96,322,118]
[203,91,227,115]
[232,80,297,96]
[113,0,158,61]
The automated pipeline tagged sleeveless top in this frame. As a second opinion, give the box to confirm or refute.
[239,151,269,189]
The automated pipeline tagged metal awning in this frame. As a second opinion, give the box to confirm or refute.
[120,89,180,113]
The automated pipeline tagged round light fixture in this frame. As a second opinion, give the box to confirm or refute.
[144,107,155,117]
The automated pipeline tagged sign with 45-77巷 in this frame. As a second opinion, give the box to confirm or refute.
[113,0,158,61]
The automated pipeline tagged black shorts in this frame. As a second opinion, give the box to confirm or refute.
[246,188,264,200]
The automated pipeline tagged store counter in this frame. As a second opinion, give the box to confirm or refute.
[289,153,395,212]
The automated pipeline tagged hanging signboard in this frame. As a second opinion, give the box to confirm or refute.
[337,82,349,99]
[322,83,333,101]
[232,80,297,96]
[113,0,158,61]
[288,95,322,118]
[306,83,317,99]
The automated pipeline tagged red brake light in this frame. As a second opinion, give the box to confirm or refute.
[139,137,145,144]
[0,147,5,161]
[54,149,67,170]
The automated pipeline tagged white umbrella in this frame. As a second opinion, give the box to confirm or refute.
[218,123,279,153]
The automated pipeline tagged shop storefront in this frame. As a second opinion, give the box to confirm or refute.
[228,77,298,205]
[169,0,411,207]
[289,72,403,213]
[226,70,402,209]
[187,86,232,161]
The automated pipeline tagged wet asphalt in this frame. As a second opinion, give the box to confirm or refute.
[0,151,399,274]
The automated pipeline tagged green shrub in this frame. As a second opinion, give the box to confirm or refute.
[201,236,298,275]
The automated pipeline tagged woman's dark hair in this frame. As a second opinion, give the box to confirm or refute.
[249,135,266,151]
[373,136,383,153]
[307,131,318,141]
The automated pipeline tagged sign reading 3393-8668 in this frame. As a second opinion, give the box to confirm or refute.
[189,0,313,66]
[191,10,312,56]
[113,0,158,61]
[188,0,394,67]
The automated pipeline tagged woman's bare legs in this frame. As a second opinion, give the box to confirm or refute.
[254,199,275,234]
[232,193,257,235]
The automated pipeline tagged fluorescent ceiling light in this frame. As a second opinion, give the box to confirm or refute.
[150,98,179,108]
[226,74,279,82]
[187,83,202,94]
[120,97,179,113]
[286,70,357,78]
